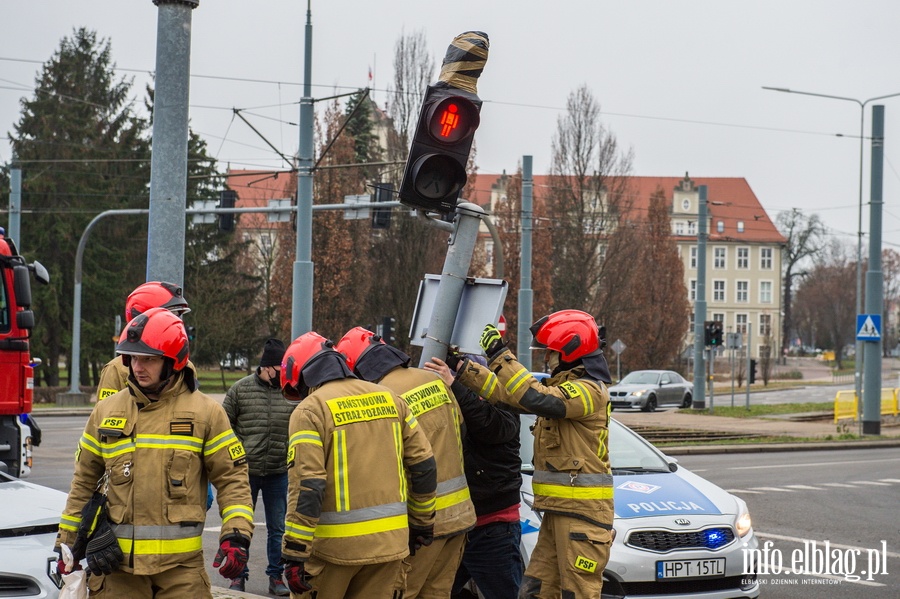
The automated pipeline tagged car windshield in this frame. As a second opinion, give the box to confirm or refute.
[619,371,660,385]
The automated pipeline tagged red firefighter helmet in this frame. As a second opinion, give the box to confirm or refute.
[116,307,190,371]
[335,327,383,372]
[282,332,333,398]
[125,281,190,322]
[529,309,600,362]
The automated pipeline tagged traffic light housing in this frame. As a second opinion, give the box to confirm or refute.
[398,84,482,214]
[382,316,397,346]
[749,359,757,384]
[703,321,714,346]
[218,189,236,233]
[710,321,724,347]
[372,183,393,229]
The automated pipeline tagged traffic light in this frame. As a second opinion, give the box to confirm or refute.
[186,325,196,342]
[372,183,393,229]
[710,321,724,347]
[382,316,397,346]
[703,321,714,346]
[398,84,482,214]
[218,189,236,233]
[749,359,757,384]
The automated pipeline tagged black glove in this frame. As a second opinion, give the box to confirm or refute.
[479,324,505,360]
[283,560,312,593]
[444,350,462,372]
[213,532,250,579]
[85,511,124,575]
[408,523,434,556]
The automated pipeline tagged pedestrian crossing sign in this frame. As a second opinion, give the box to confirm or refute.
[856,314,881,341]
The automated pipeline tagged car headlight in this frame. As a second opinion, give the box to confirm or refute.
[735,510,752,537]
[632,390,645,397]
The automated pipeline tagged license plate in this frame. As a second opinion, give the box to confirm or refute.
[656,558,725,579]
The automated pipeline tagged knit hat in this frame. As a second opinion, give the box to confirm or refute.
[259,338,286,368]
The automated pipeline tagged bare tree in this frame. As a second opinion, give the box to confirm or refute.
[882,249,900,356]
[546,84,634,321]
[388,28,435,147]
[775,208,826,357]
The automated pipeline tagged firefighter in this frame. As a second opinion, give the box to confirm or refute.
[450,310,613,599]
[96,281,192,401]
[279,332,437,598]
[55,307,254,598]
[336,327,476,598]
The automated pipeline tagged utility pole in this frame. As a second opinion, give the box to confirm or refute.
[146,0,197,286]
[692,186,709,409]
[517,155,534,370]
[862,105,885,435]
[292,0,315,340]
[8,155,21,244]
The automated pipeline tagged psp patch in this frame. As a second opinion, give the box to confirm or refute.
[98,388,118,400]
[99,417,127,437]
[574,555,598,573]
[228,441,247,466]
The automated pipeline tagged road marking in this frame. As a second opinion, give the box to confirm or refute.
[726,457,900,471]
[821,482,855,488]
[748,486,795,492]
[757,531,900,559]
[784,484,823,490]
[725,489,764,494]
[850,480,892,486]
[879,478,900,483]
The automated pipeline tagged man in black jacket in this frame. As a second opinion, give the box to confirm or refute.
[425,355,524,599]
[223,338,293,596]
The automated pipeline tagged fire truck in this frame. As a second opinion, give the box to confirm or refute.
[0,232,49,478]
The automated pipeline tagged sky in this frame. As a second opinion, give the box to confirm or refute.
[3,0,900,252]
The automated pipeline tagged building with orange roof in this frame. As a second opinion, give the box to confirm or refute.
[468,171,787,361]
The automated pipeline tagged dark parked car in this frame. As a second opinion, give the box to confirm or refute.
[609,370,693,411]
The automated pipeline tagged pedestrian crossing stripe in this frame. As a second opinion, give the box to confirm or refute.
[856,314,881,340]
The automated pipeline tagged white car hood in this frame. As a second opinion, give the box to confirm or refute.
[0,479,67,530]
[614,468,739,520]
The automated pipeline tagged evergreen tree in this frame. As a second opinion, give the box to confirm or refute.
[8,28,151,387]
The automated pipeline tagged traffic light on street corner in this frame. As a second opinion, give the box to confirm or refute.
[749,359,757,384]
[710,321,724,347]
[382,316,397,346]
[218,189,236,233]
[371,183,393,229]
[703,321,714,347]
[398,84,482,214]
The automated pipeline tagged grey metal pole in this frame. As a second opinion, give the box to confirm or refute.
[855,103,865,420]
[862,105,884,435]
[292,1,314,340]
[692,186,708,409]
[8,156,21,245]
[146,0,197,286]
[417,203,485,367]
[745,324,752,409]
[517,156,534,370]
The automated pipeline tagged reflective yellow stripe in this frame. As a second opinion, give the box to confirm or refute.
[59,514,80,532]
[290,430,323,447]
[79,433,102,457]
[572,381,594,414]
[505,367,532,394]
[393,422,407,500]
[285,521,315,542]
[205,430,239,456]
[334,430,350,511]
[597,428,608,460]
[532,482,613,500]
[222,504,254,525]
[480,373,499,399]
[315,514,407,538]
[118,536,203,556]
[436,485,471,511]
[405,413,419,430]
[137,434,203,452]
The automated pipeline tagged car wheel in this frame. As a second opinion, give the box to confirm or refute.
[682,393,692,409]
[642,395,657,412]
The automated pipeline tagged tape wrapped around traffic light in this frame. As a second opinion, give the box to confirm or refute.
[438,31,490,94]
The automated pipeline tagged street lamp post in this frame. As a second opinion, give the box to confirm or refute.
[762,86,900,409]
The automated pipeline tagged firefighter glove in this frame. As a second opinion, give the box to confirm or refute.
[85,515,124,575]
[444,350,462,372]
[408,523,434,556]
[479,324,505,360]
[213,532,250,579]
[283,560,312,593]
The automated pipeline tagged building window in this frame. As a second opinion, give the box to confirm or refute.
[737,221,744,233]
[690,246,697,269]
[690,279,697,301]
[761,247,773,270]
[737,247,749,269]
[759,313,772,337]
[713,247,726,269]
[713,280,726,302]
[717,221,725,233]
[736,280,749,303]
[675,221,685,235]
[688,221,697,235]
[760,281,773,304]
[736,313,748,335]
[712,313,725,325]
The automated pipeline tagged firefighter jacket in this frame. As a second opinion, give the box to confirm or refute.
[56,371,254,575]
[282,377,437,566]
[96,356,198,401]
[223,372,296,477]
[456,349,613,529]
[379,367,476,539]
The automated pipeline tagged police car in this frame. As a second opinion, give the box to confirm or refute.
[519,376,759,598]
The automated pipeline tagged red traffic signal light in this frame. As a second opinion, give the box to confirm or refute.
[398,84,482,214]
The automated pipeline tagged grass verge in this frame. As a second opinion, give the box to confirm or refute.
[680,402,833,418]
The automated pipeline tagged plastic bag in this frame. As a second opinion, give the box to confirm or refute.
[59,544,88,599]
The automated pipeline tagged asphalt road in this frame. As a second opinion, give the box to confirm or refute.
[677,448,900,598]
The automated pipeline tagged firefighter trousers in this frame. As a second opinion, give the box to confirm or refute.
[405,532,467,598]
[518,513,611,599]
[295,555,406,599]
[85,561,212,598]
